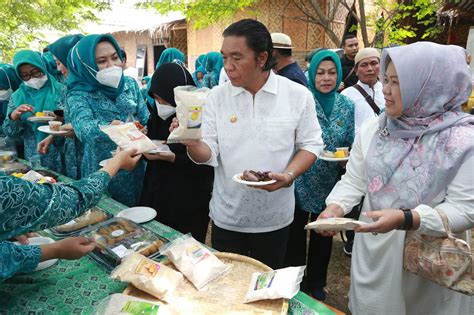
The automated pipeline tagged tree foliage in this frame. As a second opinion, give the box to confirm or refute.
[0,0,109,62]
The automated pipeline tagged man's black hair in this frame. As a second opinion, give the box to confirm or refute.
[223,19,277,71]
[120,49,127,61]
[341,34,357,47]
[275,48,292,57]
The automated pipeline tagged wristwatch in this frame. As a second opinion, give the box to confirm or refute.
[399,208,413,230]
[283,171,295,187]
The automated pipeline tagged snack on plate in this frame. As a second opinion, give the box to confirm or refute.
[48,121,63,131]
[133,121,145,130]
[244,266,305,303]
[167,86,210,143]
[53,207,110,234]
[305,217,366,232]
[100,122,157,154]
[160,234,229,290]
[35,112,46,117]
[111,253,183,302]
[80,218,166,265]
[0,150,17,163]
[242,170,272,182]
[94,293,172,315]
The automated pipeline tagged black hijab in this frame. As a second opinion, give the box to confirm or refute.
[148,62,195,106]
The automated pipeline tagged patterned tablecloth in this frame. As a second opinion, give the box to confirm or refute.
[0,171,339,315]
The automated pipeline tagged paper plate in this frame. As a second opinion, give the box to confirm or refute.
[146,140,171,154]
[27,116,55,122]
[37,125,69,135]
[305,218,366,232]
[319,155,350,162]
[14,237,58,271]
[232,173,276,186]
[99,158,112,167]
[116,206,157,224]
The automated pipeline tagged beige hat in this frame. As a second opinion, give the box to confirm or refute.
[271,33,293,49]
[355,47,380,65]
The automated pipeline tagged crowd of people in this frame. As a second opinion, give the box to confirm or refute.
[0,18,473,315]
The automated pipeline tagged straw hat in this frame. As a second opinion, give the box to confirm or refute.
[271,33,293,49]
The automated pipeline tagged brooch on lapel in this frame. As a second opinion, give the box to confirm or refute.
[230,115,238,123]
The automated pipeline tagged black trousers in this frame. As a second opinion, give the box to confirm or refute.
[211,222,290,269]
[284,206,333,290]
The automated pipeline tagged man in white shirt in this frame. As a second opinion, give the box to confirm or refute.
[341,47,385,135]
[120,49,140,85]
[174,19,324,268]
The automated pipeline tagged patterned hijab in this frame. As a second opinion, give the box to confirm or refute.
[192,54,207,87]
[308,49,342,118]
[67,34,125,100]
[366,42,474,210]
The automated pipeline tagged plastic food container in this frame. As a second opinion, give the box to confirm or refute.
[50,206,113,236]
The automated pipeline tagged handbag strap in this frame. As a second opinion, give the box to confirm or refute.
[353,84,381,115]
[435,208,453,236]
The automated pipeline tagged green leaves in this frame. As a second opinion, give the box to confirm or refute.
[0,0,109,62]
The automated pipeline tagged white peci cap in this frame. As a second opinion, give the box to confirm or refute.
[271,33,293,49]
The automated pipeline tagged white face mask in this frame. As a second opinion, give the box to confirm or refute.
[95,66,123,88]
[156,100,176,120]
[24,76,48,90]
[0,89,12,101]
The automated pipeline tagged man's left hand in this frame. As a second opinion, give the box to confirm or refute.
[255,172,292,192]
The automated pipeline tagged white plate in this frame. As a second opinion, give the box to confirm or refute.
[232,173,277,186]
[27,116,55,122]
[146,140,171,154]
[305,218,366,232]
[319,155,350,162]
[14,237,58,271]
[99,158,112,167]
[116,206,157,224]
[37,125,69,135]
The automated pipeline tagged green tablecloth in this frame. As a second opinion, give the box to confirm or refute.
[0,170,337,315]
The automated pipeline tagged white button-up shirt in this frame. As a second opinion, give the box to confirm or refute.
[341,80,385,135]
[192,71,324,233]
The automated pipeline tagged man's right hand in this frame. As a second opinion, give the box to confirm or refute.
[11,104,34,121]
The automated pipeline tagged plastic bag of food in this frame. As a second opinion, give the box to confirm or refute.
[159,234,229,290]
[100,122,157,154]
[167,86,210,143]
[94,293,171,315]
[111,253,183,301]
[243,266,305,303]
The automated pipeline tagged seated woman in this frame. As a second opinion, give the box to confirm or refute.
[3,50,65,173]
[67,34,149,206]
[140,63,213,243]
[0,150,141,282]
[318,42,473,314]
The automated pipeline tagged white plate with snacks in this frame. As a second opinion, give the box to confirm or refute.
[27,116,55,122]
[14,237,58,271]
[116,206,157,224]
[305,218,366,232]
[319,155,350,162]
[37,125,69,135]
[232,173,276,186]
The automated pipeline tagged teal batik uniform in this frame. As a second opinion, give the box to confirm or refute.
[0,170,110,281]
[295,50,355,214]
[2,50,65,173]
[41,51,64,83]
[48,34,85,179]
[202,52,223,89]
[67,34,149,206]
[0,64,22,137]
[192,54,207,88]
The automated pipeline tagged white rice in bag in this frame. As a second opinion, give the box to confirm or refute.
[167,86,210,143]
[100,122,157,153]
[94,293,172,315]
[244,266,305,303]
[159,234,229,290]
[110,253,183,301]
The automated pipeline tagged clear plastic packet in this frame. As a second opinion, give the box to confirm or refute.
[111,253,184,302]
[159,234,229,290]
[243,266,306,303]
[51,207,112,235]
[167,86,210,143]
[94,293,171,315]
[100,122,157,154]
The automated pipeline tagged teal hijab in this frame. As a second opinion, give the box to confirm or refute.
[308,50,342,118]
[205,52,223,80]
[48,34,84,67]
[0,64,21,91]
[41,51,62,80]
[67,34,125,100]
[192,54,207,87]
[155,48,185,69]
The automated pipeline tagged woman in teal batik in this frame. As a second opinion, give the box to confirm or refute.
[202,51,223,89]
[284,50,355,301]
[0,150,140,282]
[41,51,64,83]
[0,64,22,137]
[37,34,85,179]
[67,34,149,206]
[3,50,64,173]
[192,54,207,88]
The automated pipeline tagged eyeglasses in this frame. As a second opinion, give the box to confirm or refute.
[20,69,44,81]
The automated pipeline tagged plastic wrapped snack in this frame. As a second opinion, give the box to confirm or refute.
[51,207,111,235]
[160,234,229,290]
[167,86,210,143]
[111,254,183,302]
[100,122,157,154]
[94,293,170,315]
[244,266,305,303]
